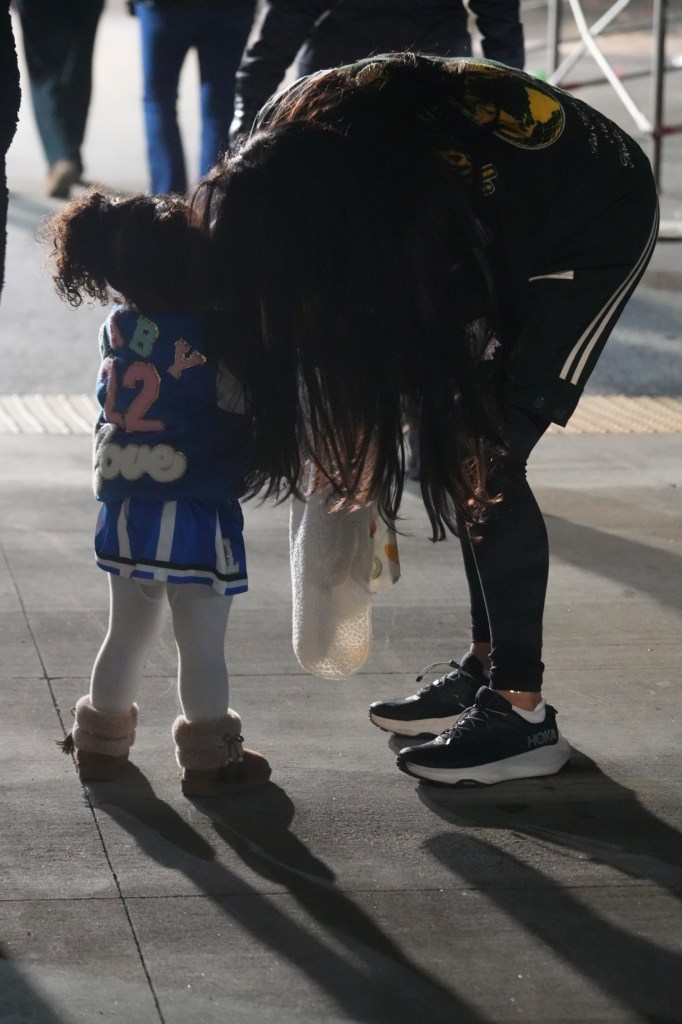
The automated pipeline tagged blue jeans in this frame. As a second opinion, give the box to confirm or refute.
[136,2,255,194]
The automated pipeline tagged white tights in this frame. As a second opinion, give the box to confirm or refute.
[90,575,233,721]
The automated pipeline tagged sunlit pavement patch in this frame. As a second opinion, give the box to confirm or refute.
[547,395,682,434]
[0,394,681,436]
[0,394,97,434]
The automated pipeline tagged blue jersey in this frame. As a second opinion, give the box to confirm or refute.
[94,305,251,503]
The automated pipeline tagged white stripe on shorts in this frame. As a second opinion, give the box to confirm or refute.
[214,512,224,571]
[94,556,245,593]
[117,499,131,560]
[559,210,660,386]
[156,501,177,563]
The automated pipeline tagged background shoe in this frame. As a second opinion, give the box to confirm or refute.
[45,159,82,199]
[396,686,571,786]
[368,653,487,736]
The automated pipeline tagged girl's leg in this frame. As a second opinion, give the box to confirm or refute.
[66,576,166,781]
[91,575,168,713]
[166,583,232,720]
[168,583,271,796]
[465,405,549,704]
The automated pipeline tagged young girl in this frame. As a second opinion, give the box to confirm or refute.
[48,189,270,796]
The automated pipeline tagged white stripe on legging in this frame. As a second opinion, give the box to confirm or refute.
[528,270,575,281]
[559,211,660,386]
[155,501,178,563]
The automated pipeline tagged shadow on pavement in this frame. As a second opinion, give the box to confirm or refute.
[414,748,682,1022]
[88,766,487,1024]
[0,942,68,1024]
[545,511,682,614]
[7,192,56,234]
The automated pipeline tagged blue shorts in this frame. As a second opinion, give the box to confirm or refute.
[95,497,248,596]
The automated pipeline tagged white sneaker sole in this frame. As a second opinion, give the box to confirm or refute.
[369,711,460,737]
[400,736,571,785]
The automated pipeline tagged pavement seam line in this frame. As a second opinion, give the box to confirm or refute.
[79,789,167,1024]
[0,540,166,1021]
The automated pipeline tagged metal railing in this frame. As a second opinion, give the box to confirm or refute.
[540,0,680,190]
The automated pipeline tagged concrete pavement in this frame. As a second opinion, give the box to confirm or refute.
[1,432,681,1023]
[1,2,681,1023]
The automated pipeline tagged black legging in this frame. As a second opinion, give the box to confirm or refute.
[459,403,549,693]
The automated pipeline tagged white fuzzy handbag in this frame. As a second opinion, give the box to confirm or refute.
[290,474,400,679]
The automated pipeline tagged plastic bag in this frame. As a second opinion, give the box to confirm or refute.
[290,478,400,679]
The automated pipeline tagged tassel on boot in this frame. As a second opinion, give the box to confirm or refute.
[172,709,271,797]
[57,695,138,781]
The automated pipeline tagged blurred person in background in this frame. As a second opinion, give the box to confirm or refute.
[130,0,257,194]
[230,0,525,142]
[1,0,21,298]
[13,0,104,198]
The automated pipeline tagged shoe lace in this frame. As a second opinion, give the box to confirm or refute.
[415,659,474,693]
[441,701,507,739]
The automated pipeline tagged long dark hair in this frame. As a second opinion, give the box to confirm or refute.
[194,54,503,538]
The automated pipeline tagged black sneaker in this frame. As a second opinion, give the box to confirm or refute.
[396,686,570,786]
[368,654,487,737]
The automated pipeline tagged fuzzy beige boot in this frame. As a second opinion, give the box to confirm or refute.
[172,709,271,797]
[57,695,138,781]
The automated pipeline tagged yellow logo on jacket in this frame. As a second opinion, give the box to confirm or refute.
[446,62,565,150]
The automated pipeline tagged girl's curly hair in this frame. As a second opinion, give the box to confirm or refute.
[46,189,210,311]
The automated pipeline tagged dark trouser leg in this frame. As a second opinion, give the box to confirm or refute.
[459,405,549,693]
[60,1,103,164]
[459,182,659,695]
[457,519,490,646]
[137,5,189,194]
[195,3,255,176]
[18,0,103,168]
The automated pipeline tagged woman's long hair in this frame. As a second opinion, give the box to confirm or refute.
[194,53,503,539]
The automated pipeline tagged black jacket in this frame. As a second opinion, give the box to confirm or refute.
[231,0,524,140]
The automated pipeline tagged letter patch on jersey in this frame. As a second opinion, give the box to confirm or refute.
[94,431,187,490]
[109,313,126,351]
[167,339,207,380]
[129,316,159,357]
[100,314,126,357]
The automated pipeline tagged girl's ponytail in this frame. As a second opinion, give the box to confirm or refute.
[46,189,118,307]
[48,190,205,312]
